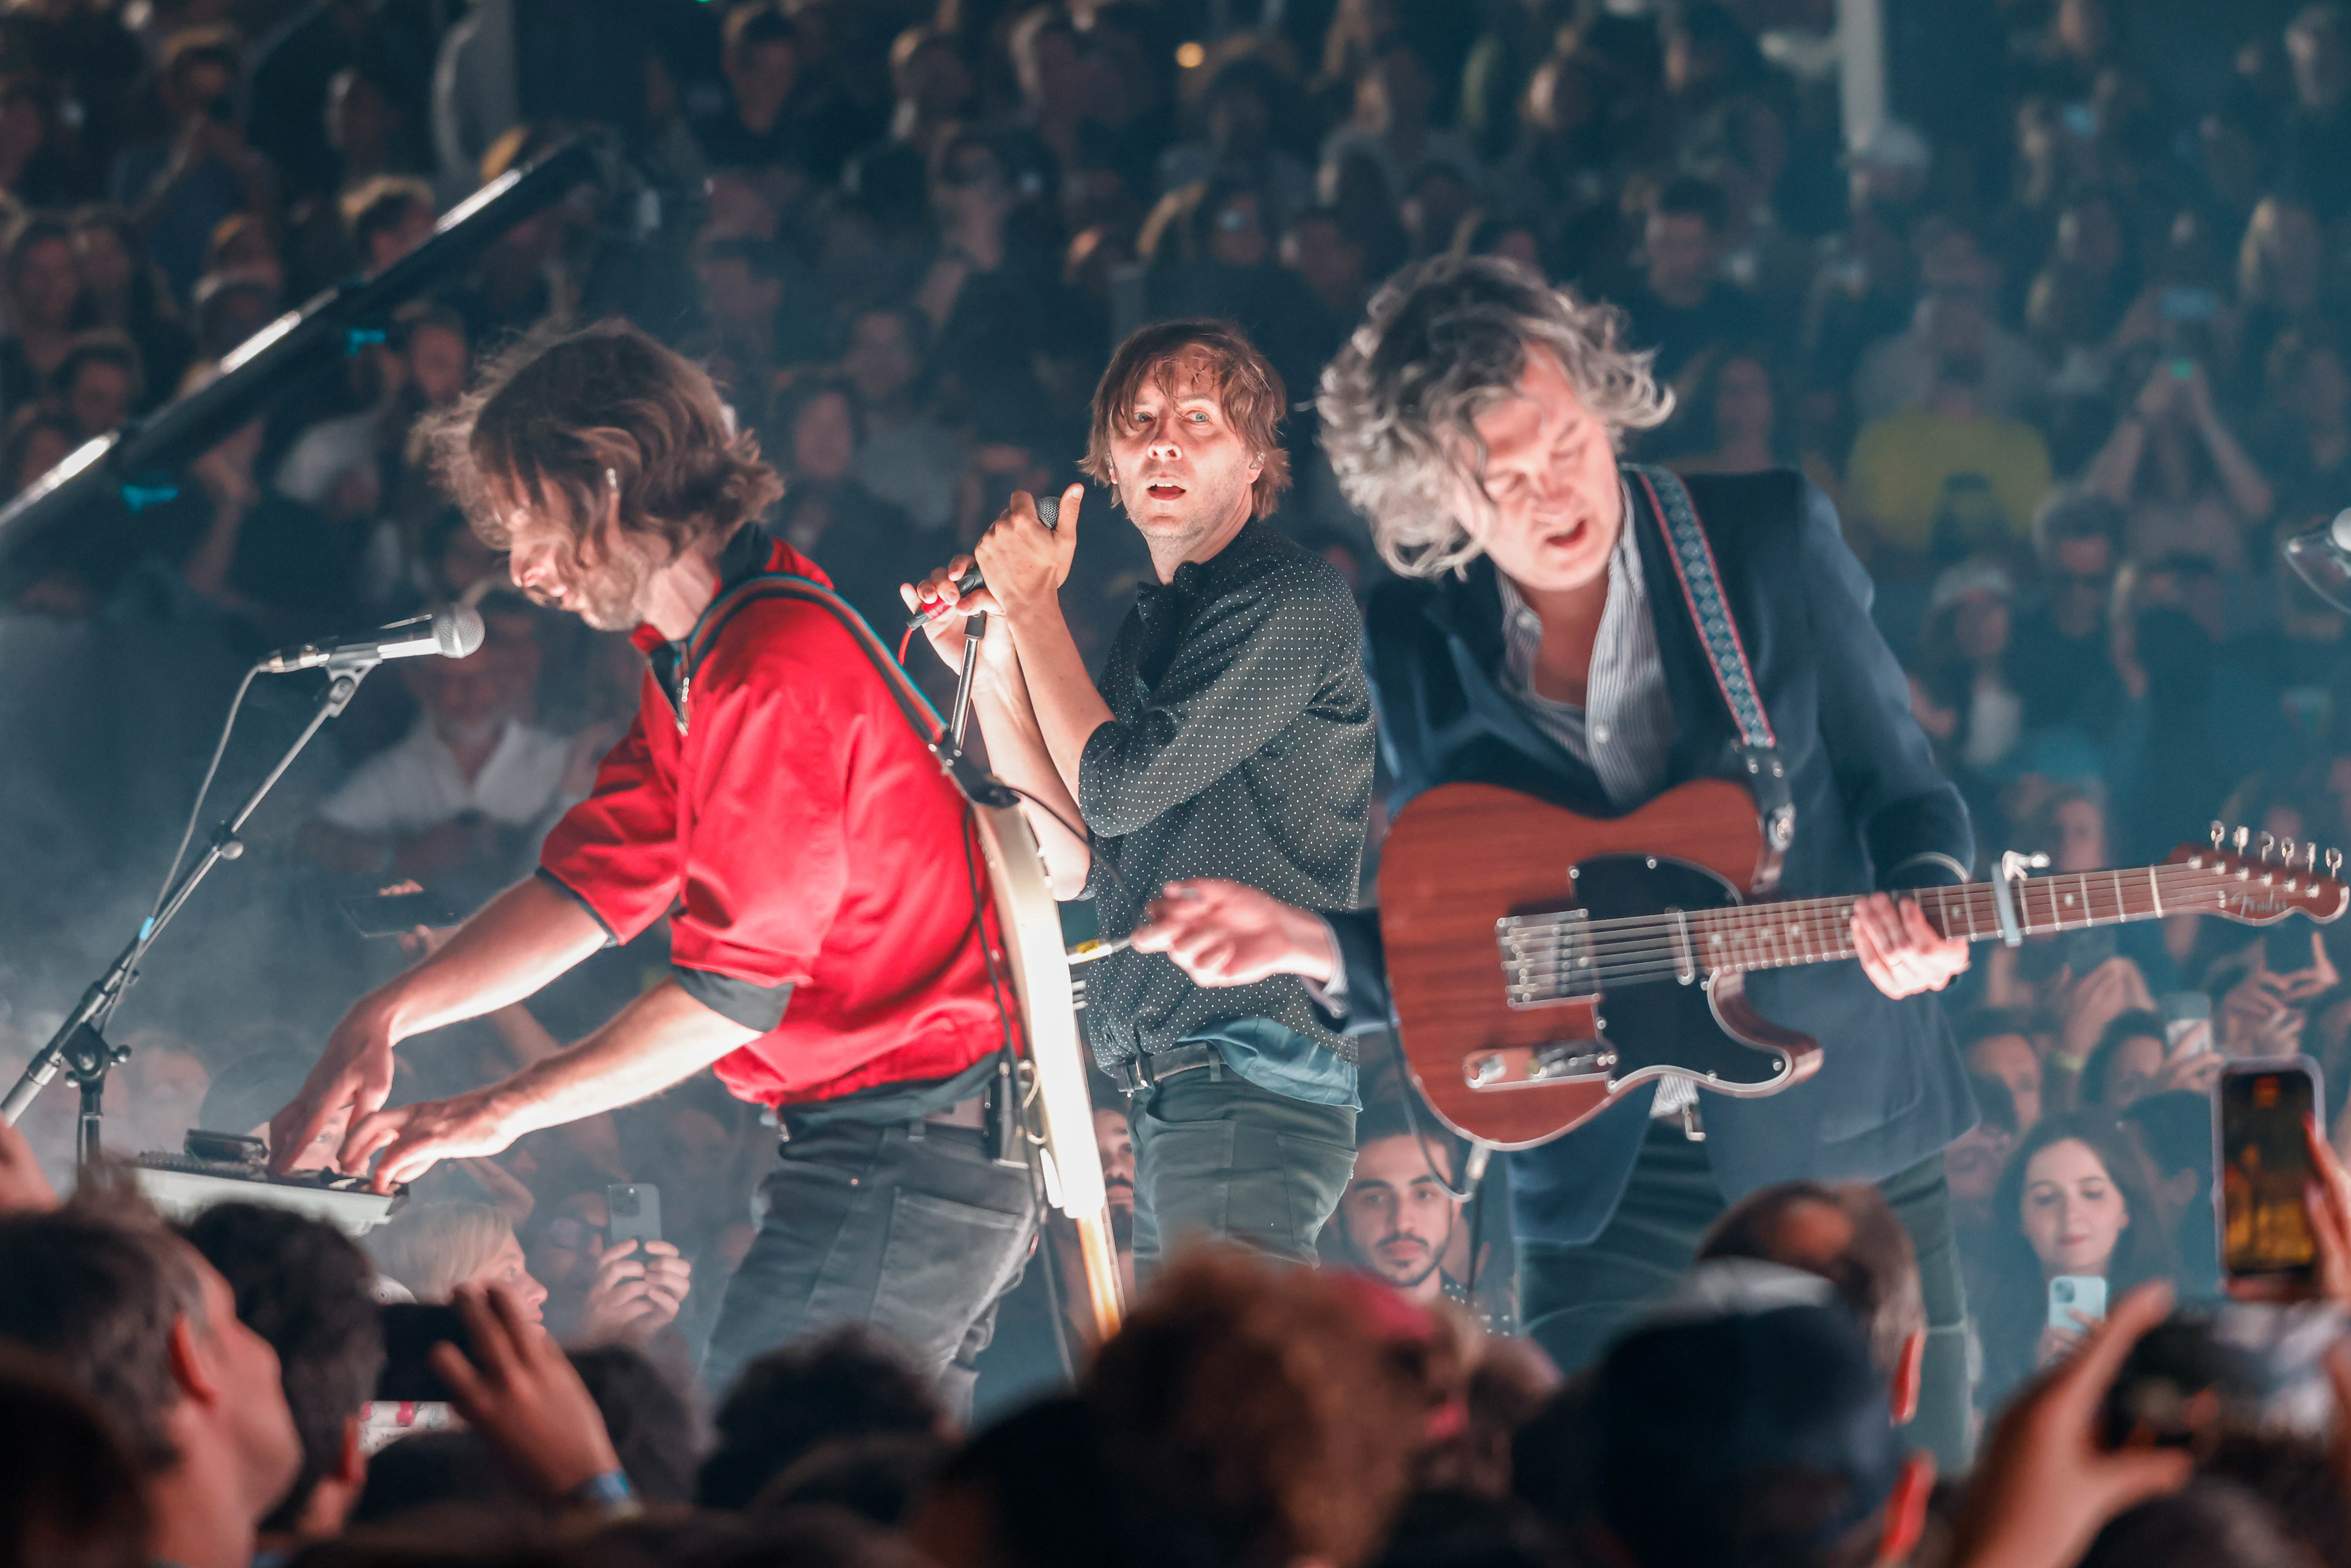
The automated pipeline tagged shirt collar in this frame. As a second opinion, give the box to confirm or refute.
[1138,515,1277,606]
[629,524,785,655]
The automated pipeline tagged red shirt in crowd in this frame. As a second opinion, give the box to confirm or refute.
[538,532,1007,1107]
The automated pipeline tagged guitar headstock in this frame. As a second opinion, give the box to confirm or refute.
[2164,823,2351,925]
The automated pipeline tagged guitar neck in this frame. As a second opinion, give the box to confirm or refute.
[1704,862,2214,977]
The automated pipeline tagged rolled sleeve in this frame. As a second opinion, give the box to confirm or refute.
[673,966,793,1031]
[538,709,684,945]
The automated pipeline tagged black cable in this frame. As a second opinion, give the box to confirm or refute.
[144,661,263,932]
[1388,1027,1475,1203]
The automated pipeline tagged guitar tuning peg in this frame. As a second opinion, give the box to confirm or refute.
[2260,832,2278,861]
[2281,838,2298,865]
[2310,843,2321,872]
[2235,826,2252,853]
[2330,849,2344,880]
[2212,821,2227,847]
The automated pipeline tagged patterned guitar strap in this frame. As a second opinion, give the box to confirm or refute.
[1626,465,1795,854]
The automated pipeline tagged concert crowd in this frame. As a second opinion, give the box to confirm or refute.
[12,0,2351,1566]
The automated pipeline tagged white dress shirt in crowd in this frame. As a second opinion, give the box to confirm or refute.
[315,713,572,836]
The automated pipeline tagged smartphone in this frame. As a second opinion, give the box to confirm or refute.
[2049,1274,2108,1332]
[340,888,462,939]
[2160,991,2212,1057]
[2215,1058,2324,1285]
[606,1183,662,1247]
[376,1303,473,1404]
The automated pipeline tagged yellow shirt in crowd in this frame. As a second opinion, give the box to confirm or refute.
[1845,408,2054,553]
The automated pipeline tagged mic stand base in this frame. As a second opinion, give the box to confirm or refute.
[0,653,382,1163]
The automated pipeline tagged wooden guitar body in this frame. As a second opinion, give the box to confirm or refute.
[1376,778,1821,1150]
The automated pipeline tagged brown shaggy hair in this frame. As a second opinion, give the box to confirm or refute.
[417,318,784,571]
[1086,1247,1423,1568]
[1081,319,1291,519]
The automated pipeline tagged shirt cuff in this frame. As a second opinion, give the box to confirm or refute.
[1300,915,1349,1022]
[671,964,793,1031]
[535,867,617,948]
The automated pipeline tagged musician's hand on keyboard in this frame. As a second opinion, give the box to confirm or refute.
[344,1087,517,1192]
[1850,891,1969,1000]
[273,1008,398,1175]
[0,1119,57,1213]
[433,1281,623,1500]
[1131,878,1338,987]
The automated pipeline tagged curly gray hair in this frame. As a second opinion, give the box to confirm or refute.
[1318,255,1673,578]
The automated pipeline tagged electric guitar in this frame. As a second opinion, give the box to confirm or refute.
[1376,778,2350,1150]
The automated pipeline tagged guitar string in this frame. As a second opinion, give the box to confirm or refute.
[1487,865,2316,1000]
[1494,862,2295,953]
[1497,873,2239,981]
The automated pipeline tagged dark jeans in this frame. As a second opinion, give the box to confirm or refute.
[702,1117,1040,1419]
[1128,1064,1357,1268]
[1520,1119,1972,1472]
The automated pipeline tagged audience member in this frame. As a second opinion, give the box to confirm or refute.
[1329,1100,1514,1335]
[0,1180,302,1568]
[1959,1009,2046,1131]
[697,1326,948,1511]
[1973,1112,2176,1410]
[180,1204,384,1551]
[364,1201,549,1321]
[0,1345,150,1568]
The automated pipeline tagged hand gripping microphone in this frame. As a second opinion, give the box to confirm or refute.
[906,493,1058,629]
[260,606,486,674]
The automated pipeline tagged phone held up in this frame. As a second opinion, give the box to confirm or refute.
[2215,1057,2326,1287]
[340,887,463,939]
[2048,1274,2107,1333]
[606,1183,663,1248]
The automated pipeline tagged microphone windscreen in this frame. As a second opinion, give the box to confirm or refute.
[1035,493,1059,529]
[437,605,486,659]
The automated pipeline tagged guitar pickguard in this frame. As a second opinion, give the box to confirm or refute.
[1441,857,1800,1098]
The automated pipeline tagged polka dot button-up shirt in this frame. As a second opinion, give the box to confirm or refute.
[1076,518,1375,1066]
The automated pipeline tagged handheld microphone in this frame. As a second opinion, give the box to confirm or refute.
[261,607,486,674]
[906,494,1059,628]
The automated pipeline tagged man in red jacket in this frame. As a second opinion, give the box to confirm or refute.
[270,321,1034,1409]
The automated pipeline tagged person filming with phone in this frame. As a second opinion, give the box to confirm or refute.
[1972,1112,2176,1413]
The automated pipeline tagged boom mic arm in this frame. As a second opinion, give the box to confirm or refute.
[0,135,603,598]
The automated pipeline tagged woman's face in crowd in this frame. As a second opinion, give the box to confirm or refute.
[459,1231,549,1322]
[1713,357,1774,445]
[2098,1032,2167,1107]
[2020,1137,2130,1278]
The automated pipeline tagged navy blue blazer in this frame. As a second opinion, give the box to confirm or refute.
[1326,465,1980,1247]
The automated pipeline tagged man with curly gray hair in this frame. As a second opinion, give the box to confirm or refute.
[1134,256,1982,1469]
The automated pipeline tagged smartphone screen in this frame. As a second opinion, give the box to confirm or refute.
[606,1183,662,1247]
[2217,1063,2322,1282]
[340,889,462,939]
[375,1303,472,1403]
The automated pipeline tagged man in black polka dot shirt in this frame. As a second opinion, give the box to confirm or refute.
[906,319,1375,1269]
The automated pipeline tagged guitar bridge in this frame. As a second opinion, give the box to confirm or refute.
[1496,909,1595,1007]
[1464,1044,1617,1090]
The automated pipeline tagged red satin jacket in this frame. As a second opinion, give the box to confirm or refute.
[538,536,1007,1107]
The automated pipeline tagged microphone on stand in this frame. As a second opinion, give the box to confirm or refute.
[906,494,1060,628]
[260,606,486,674]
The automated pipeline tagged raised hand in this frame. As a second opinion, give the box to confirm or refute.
[1949,1282,2192,1568]
[431,1281,622,1500]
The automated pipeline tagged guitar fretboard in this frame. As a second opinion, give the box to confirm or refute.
[1497,856,2327,1001]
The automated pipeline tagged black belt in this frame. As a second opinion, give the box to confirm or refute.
[1108,1041,1222,1095]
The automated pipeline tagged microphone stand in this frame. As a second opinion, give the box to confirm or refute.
[0,651,385,1165]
